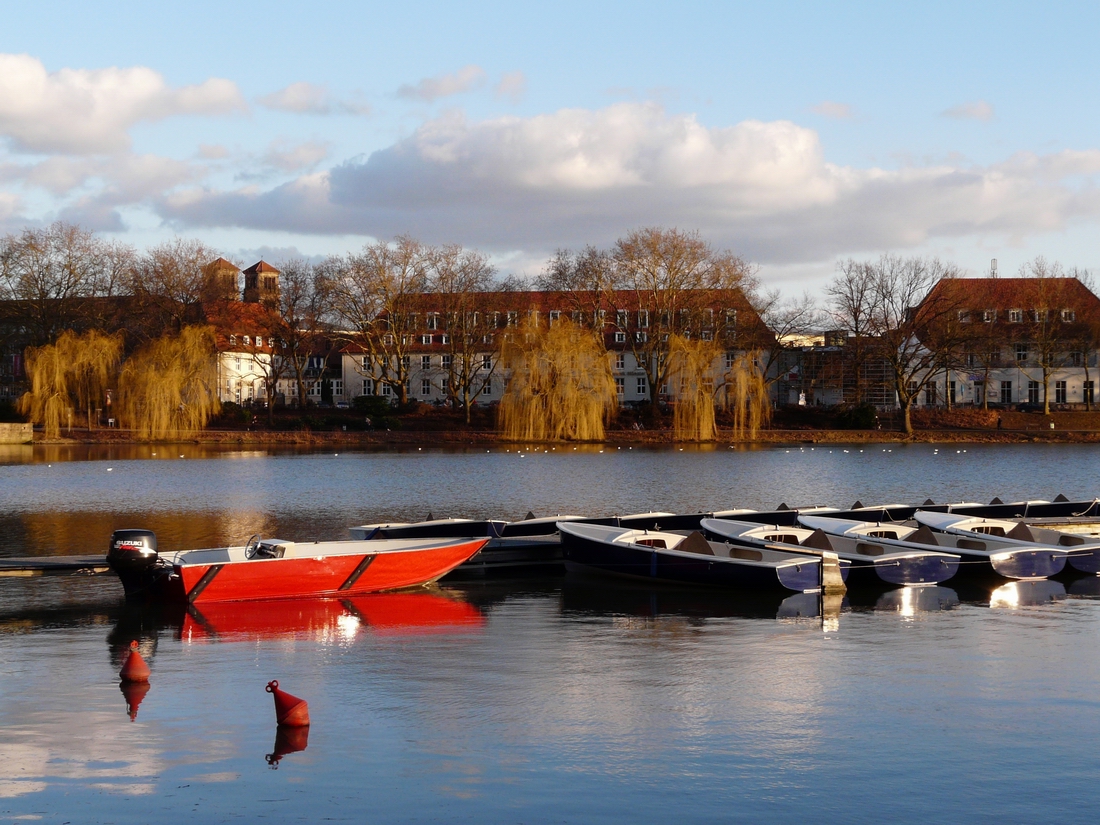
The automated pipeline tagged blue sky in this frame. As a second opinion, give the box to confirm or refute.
[2,0,1099,295]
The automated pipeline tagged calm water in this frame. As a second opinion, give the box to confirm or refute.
[2,443,1100,823]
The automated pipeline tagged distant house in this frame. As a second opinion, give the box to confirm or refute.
[911,276,1100,408]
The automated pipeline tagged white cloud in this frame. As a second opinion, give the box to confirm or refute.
[258,82,371,116]
[942,100,995,121]
[495,71,527,104]
[0,53,244,154]
[397,65,486,102]
[262,140,330,173]
[138,103,1100,264]
[811,101,854,120]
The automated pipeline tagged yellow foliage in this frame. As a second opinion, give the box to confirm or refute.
[118,326,221,440]
[722,351,771,441]
[19,330,123,438]
[669,335,722,441]
[499,320,616,442]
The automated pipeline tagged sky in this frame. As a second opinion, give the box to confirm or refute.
[2,0,1099,297]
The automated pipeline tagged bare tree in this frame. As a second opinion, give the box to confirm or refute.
[830,254,965,434]
[0,222,126,346]
[129,238,222,337]
[327,236,429,406]
[428,244,505,424]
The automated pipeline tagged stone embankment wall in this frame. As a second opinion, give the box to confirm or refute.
[0,423,32,444]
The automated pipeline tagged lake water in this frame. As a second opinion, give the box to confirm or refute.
[2,442,1100,823]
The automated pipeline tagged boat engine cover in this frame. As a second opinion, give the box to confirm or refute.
[108,529,159,575]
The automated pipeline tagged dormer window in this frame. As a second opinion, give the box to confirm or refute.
[1062,309,1076,322]
[229,335,236,346]
[242,335,251,346]
[982,309,995,322]
[957,310,971,323]
[1008,309,1023,323]
[549,310,560,324]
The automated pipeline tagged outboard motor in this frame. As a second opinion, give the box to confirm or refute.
[108,529,160,596]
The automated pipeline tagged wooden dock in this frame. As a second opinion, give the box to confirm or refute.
[0,555,112,577]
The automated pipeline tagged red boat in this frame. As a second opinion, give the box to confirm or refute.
[107,528,487,603]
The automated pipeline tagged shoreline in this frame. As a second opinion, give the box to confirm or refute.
[23,426,1100,447]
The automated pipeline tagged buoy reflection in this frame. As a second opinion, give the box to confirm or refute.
[265,725,310,769]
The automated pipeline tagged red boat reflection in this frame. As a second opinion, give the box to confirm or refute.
[180,589,485,642]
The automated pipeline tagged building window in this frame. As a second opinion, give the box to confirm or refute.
[1086,381,1095,405]
[635,331,647,343]
[614,377,624,397]
[924,384,937,406]
[442,354,452,369]
[381,383,392,397]
[229,334,236,346]
[964,352,977,368]
[440,377,449,393]
[235,357,241,371]
[638,310,650,328]
[332,380,343,397]
[949,381,956,404]
[382,334,394,346]
[615,354,625,370]
[725,309,737,328]
[958,310,971,323]
[982,309,996,322]
[974,382,984,404]
[614,331,626,343]
[1056,381,1067,404]
[1062,309,1076,322]
[417,334,429,345]
[440,334,450,345]
[616,310,629,328]
[1015,344,1028,364]
[421,379,432,396]
[507,311,518,327]
[309,382,321,397]
[482,380,492,395]
[1008,309,1023,323]
[1028,381,1040,403]
[1033,309,1049,323]
[243,335,251,346]
[363,379,373,396]
[701,330,713,341]
[482,355,492,370]
[549,310,560,324]
[426,313,439,330]
[1000,381,1013,404]
[636,376,647,396]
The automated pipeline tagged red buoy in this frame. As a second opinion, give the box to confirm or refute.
[120,640,151,683]
[266,680,310,727]
[120,680,151,721]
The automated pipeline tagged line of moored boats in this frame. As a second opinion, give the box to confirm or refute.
[106,496,1100,605]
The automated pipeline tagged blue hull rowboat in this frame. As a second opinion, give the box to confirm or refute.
[558,522,849,593]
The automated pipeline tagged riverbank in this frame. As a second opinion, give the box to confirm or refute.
[26,424,1100,447]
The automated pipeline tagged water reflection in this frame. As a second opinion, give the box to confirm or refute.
[1068,575,1100,598]
[874,586,960,615]
[559,576,841,622]
[120,680,151,722]
[266,725,309,769]
[989,579,1068,608]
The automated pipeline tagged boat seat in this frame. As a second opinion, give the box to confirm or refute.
[1007,523,1035,541]
[676,531,715,556]
[1058,534,1086,546]
[801,529,834,552]
[727,547,764,561]
[908,525,939,547]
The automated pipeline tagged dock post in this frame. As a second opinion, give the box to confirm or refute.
[819,551,845,631]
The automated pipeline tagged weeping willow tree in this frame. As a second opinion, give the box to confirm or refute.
[19,330,123,438]
[499,320,617,441]
[668,335,722,442]
[722,351,771,441]
[118,325,221,440]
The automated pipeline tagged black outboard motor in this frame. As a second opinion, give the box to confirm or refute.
[108,529,161,597]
